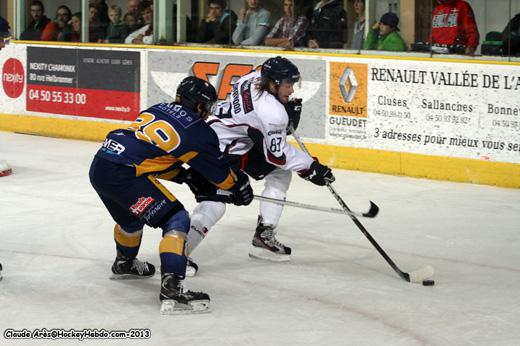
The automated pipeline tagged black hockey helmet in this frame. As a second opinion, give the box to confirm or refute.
[176,76,218,113]
[261,56,300,86]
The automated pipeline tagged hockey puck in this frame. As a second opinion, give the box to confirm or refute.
[422,279,435,286]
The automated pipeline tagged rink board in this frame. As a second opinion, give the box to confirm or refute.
[1,42,519,188]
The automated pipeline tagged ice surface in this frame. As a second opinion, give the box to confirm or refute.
[1,131,519,345]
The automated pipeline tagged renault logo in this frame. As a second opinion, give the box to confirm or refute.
[339,68,358,103]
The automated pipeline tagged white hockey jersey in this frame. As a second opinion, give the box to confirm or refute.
[207,71,313,172]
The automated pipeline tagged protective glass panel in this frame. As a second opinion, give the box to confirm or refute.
[20,1,81,42]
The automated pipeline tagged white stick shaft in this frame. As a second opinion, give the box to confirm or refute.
[254,195,356,216]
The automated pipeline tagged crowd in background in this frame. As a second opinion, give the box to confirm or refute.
[19,0,151,44]
[17,0,520,56]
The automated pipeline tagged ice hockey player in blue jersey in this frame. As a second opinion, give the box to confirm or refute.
[89,76,253,314]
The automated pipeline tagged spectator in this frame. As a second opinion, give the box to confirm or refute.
[67,12,82,42]
[20,1,51,41]
[91,0,109,25]
[431,0,480,55]
[351,0,365,49]
[306,0,347,49]
[196,0,237,44]
[125,1,153,44]
[232,0,271,46]
[126,0,143,27]
[89,4,106,42]
[104,5,128,43]
[124,12,139,34]
[364,12,406,51]
[41,5,72,41]
[264,0,308,48]
[0,16,10,49]
[502,13,520,55]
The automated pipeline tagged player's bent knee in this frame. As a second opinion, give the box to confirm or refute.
[161,209,190,235]
[265,169,292,193]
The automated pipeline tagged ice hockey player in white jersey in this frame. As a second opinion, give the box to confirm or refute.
[182,56,335,267]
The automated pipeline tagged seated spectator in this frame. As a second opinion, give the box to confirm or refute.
[63,12,82,42]
[264,0,308,48]
[0,16,11,49]
[20,1,51,41]
[103,5,128,43]
[307,0,347,49]
[125,1,153,44]
[41,5,72,41]
[502,13,520,55]
[351,0,366,49]
[431,0,479,55]
[126,0,144,27]
[89,4,107,42]
[92,0,110,26]
[364,12,406,51]
[232,0,271,46]
[124,12,139,34]
[196,0,237,44]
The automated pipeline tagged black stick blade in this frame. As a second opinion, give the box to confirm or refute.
[363,201,379,218]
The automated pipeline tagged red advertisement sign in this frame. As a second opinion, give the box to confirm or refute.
[26,47,140,121]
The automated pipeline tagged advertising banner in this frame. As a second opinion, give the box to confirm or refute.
[327,58,520,164]
[0,43,26,115]
[147,50,326,138]
[26,46,140,120]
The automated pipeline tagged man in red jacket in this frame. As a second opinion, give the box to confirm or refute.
[432,0,480,55]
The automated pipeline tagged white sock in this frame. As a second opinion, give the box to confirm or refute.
[188,201,226,254]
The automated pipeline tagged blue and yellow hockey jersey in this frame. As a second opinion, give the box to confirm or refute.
[96,102,236,190]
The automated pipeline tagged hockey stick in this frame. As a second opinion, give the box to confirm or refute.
[289,126,434,283]
[254,194,379,218]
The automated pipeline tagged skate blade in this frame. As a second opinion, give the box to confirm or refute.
[160,300,210,315]
[185,266,197,277]
[248,246,291,262]
[110,273,154,280]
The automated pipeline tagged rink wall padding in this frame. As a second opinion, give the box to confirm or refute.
[1,41,520,188]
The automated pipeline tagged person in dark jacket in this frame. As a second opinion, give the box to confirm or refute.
[502,13,520,55]
[0,16,10,49]
[104,5,129,43]
[196,0,237,44]
[20,0,51,41]
[306,0,347,49]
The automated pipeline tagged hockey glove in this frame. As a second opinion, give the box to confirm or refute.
[183,168,233,203]
[169,166,189,184]
[298,160,335,186]
[229,170,253,206]
[285,98,302,131]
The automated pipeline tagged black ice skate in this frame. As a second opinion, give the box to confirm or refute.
[249,217,291,262]
[159,273,210,314]
[185,257,198,277]
[110,256,155,280]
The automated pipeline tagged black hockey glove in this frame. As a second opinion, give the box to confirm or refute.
[285,98,302,131]
[169,166,189,184]
[298,160,335,186]
[182,168,232,203]
[229,170,253,206]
